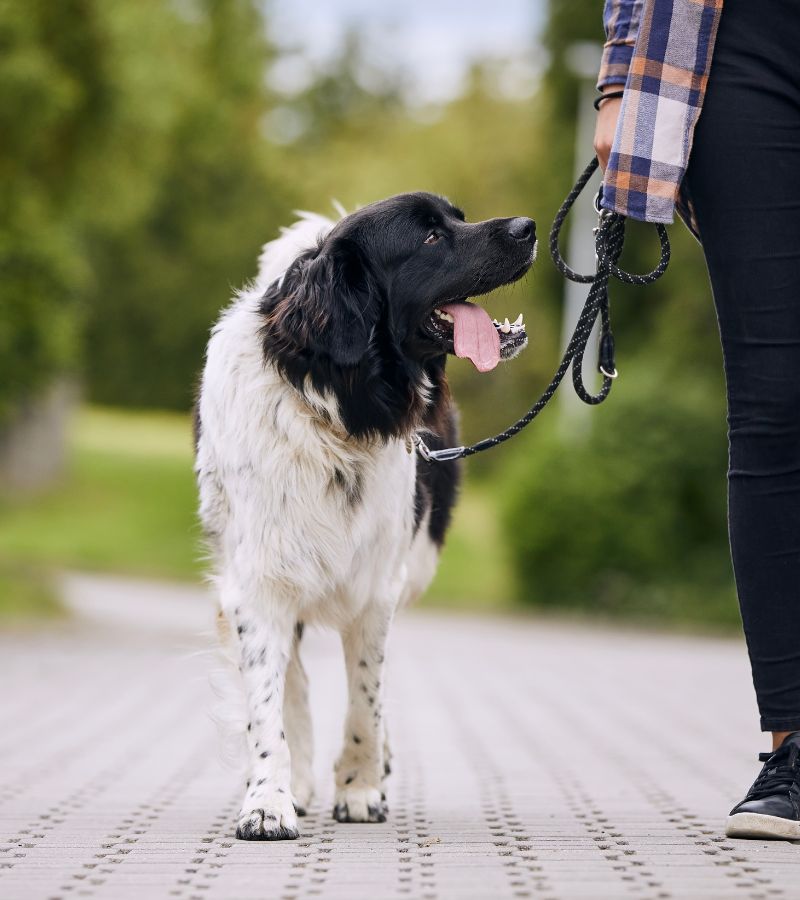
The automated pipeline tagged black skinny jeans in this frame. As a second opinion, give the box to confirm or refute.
[686,0,800,731]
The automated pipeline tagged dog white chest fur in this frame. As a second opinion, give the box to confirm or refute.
[195,214,439,840]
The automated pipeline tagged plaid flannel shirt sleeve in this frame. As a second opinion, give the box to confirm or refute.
[599,0,724,228]
[597,0,644,88]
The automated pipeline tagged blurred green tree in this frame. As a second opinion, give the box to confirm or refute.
[84,0,294,409]
[500,368,736,626]
[0,0,188,420]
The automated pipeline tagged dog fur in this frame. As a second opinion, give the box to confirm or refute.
[195,194,535,840]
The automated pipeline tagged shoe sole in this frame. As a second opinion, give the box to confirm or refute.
[726,812,800,840]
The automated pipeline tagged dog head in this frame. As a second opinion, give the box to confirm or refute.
[260,192,536,439]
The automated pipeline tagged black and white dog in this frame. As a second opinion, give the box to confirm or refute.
[195,193,536,840]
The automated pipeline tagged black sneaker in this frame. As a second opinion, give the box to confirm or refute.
[726,731,800,839]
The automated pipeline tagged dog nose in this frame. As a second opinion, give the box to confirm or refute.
[508,217,536,242]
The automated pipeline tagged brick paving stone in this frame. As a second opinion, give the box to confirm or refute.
[0,573,797,900]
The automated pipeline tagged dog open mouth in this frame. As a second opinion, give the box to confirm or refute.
[423,301,528,373]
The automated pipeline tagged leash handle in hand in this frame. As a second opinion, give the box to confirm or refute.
[415,157,671,464]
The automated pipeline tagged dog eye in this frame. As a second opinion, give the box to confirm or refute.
[424,231,440,245]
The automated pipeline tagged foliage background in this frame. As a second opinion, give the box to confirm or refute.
[0,0,739,627]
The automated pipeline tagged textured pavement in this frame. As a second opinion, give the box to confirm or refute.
[0,574,797,900]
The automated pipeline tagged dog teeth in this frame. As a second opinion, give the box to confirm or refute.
[494,314,526,335]
[433,309,454,324]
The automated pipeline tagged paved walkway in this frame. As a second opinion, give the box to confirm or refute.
[0,574,796,900]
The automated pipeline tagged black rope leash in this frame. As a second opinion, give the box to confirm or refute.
[414,157,671,464]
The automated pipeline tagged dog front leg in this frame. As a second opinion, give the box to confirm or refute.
[333,603,393,823]
[284,623,314,816]
[225,589,298,841]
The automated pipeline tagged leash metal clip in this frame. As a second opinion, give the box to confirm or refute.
[413,433,432,462]
[593,189,615,268]
[413,433,467,463]
[593,188,614,221]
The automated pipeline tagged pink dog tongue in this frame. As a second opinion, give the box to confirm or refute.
[441,302,500,373]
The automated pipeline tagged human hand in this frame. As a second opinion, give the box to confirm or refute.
[593,89,623,172]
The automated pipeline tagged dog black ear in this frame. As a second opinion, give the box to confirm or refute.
[267,237,381,368]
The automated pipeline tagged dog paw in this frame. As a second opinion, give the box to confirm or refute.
[235,797,299,841]
[332,786,388,823]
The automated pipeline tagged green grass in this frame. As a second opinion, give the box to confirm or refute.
[0,407,201,582]
[0,406,512,611]
[424,485,514,611]
[0,565,63,619]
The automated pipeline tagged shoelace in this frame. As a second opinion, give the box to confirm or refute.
[745,743,800,802]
